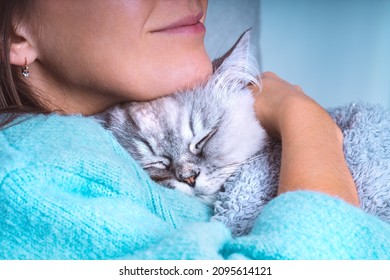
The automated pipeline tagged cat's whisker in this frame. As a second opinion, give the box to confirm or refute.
[208,171,237,180]
[214,163,246,173]
[213,162,243,170]
[216,155,263,171]
[209,169,237,177]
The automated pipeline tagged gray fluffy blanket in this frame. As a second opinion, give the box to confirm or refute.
[212,102,390,236]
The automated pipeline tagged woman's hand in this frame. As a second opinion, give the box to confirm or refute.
[250,72,360,207]
[250,72,322,138]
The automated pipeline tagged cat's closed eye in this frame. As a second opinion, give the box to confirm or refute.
[144,158,170,170]
[189,128,217,155]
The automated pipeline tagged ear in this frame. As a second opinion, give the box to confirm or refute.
[211,29,259,87]
[9,22,38,67]
[212,29,252,73]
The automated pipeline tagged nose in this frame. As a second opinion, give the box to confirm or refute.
[178,170,200,188]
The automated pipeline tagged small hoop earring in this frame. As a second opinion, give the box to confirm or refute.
[21,58,30,77]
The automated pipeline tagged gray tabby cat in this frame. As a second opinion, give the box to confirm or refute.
[95,31,390,236]
[95,31,266,204]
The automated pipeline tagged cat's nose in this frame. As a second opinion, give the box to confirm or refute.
[178,171,200,188]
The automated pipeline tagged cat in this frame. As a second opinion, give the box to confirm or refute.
[95,31,267,204]
[95,30,390,236]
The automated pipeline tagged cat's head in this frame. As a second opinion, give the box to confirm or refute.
[96,30,267,204]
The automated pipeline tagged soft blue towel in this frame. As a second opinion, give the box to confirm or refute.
[1,114,389,259]
[213,102,390,236]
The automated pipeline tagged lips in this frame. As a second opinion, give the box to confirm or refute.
[152,12,205,34]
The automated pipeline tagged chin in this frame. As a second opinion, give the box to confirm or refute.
[196,194,217,206]
[175,62,213,91]
[161,49,212,91]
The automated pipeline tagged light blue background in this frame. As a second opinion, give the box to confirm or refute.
[205,0,390,109]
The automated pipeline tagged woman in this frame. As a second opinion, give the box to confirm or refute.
[1,0,387,259]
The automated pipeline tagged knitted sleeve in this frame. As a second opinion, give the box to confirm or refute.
[129,191,390,260]
[0,114,211,259]
[2,114,389,260]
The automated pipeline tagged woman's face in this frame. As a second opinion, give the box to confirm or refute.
[30,0,211,114]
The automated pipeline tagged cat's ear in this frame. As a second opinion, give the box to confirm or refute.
[212,29,251,73]
[211,29,259,86]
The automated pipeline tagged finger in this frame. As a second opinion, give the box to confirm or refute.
[261,71,279,79]
[293,85,304,92]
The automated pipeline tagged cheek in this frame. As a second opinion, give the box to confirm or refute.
[172,181,196,197]
[199,170,221,186]
[68,35,212,103]
[193,165,220,194]
[147,168,173,183]
[123,38,212,101]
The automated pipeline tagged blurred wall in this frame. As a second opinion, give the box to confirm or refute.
[204,0,260,62]
[205,0,390,109]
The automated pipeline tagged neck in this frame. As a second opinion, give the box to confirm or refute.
[28,65,126,116]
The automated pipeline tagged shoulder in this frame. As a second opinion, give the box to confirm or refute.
[0,113,145,195]
[0,113,212,232]
[1,113,122,153]
[1,113,130,166]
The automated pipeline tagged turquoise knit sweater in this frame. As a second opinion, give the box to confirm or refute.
[1,114,389,259]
